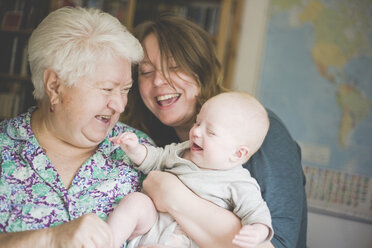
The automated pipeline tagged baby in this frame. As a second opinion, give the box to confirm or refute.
[108,92,273,248]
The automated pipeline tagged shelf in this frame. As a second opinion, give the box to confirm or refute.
[0,0,243,118]
[0,73,31,83]
[0,29,33,36]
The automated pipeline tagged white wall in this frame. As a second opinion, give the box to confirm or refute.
[308,212,372,248]
[232,1,372,247]
[233,0,269,96]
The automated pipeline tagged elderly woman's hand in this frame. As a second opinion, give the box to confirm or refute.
[50,213,114,248]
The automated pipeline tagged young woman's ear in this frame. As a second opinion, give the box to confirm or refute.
[43,68,61,105]
[230,146,250,163]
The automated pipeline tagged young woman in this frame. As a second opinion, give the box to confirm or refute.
[122,14,307,248]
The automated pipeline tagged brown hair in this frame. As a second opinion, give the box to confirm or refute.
[121,14,227,147]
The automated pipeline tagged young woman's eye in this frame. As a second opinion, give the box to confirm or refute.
[140,70,153,75]
[169,66,179,71]
[139,64,155,77]
[139,70,154,77]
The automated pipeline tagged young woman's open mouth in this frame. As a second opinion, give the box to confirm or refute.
[155,93,181,107]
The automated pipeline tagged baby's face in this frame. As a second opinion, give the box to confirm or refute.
[188,99,241,170]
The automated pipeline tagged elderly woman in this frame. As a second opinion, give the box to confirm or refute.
[0,7,152,247]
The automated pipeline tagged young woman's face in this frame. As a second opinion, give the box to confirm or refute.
[138,33,199,129]
[53,57,132,148]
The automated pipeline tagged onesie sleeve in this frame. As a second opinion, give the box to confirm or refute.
[136,142,186,174]
[230,176,274,241]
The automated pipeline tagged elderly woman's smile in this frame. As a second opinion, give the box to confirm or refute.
[96,115,111,123]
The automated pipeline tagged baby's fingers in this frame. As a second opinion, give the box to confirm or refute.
[232,235,255,248]
[109,136,120,144]
[111,133,130,144]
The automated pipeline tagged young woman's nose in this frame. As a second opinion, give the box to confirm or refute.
[153,70,168,86]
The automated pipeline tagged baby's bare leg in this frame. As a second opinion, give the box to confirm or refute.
[107,192,158,248]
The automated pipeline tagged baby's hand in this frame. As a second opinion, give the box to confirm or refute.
[110,132,139,153]
[232,223,269,248]
[110,132,147,165]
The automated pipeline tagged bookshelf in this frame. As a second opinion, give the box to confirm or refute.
[0,0,243,120]
[0,0,51,120]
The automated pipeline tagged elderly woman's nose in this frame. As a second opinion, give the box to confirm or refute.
[108,92,125,113]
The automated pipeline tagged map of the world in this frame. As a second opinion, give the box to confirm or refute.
[258,0,372,222]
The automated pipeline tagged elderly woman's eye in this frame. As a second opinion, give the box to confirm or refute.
[207,129,215,136]
[121,87,131,94]
[103,88,113,92]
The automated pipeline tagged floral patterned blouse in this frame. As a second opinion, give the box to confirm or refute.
[0,107,153,232]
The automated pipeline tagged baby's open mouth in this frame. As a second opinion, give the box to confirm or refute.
[156,93,180,106]
[191,142,203,151]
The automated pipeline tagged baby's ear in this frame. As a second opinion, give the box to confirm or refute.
[230,146,250,164]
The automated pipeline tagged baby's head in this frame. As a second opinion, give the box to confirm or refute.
[189,92,269,170]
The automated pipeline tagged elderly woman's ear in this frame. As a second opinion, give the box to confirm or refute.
[43,68,61,105]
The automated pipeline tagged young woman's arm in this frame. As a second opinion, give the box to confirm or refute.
[143,171,274,248]
[246,109,307,248]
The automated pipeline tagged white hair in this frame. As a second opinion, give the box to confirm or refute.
[28,7,143,100]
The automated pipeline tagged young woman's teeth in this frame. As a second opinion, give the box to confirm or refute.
[156,94,180,106]
[157,94,179,101]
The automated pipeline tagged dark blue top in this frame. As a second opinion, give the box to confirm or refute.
[244,109,307,248]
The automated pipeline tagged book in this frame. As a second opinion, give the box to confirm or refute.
[0,33,15,73]
[8,36,19,74]
[20,41,29,76]
[21,0,50,30]
[0,93,16,118]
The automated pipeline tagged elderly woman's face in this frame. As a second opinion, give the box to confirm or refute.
[55,58,132,147]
